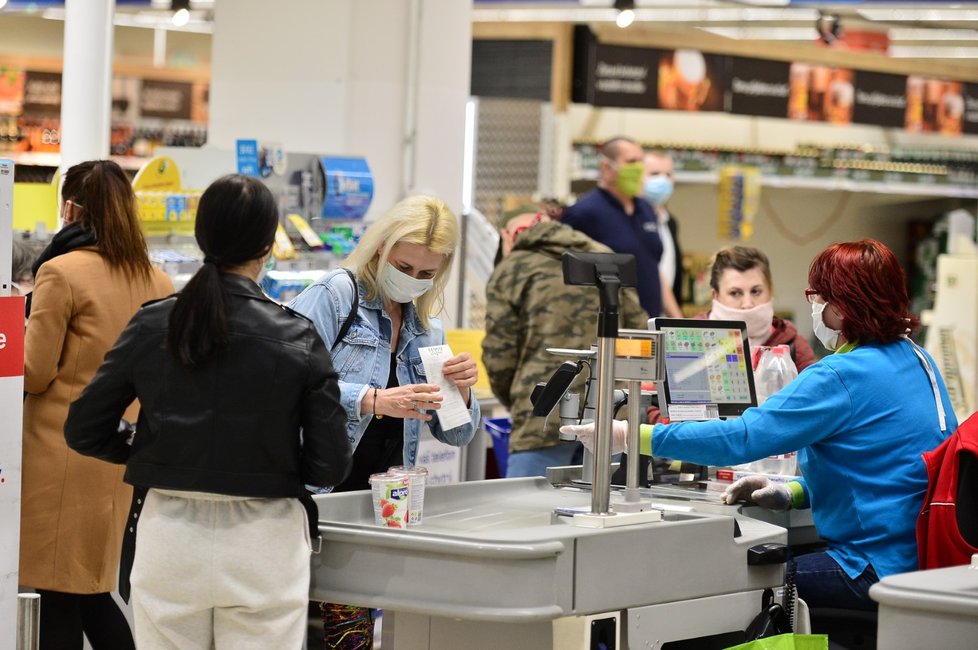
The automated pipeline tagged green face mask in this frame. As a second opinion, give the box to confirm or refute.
[615,162,645,198]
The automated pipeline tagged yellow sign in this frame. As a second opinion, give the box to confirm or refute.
[445,329,491,392]
[132,156,199,236]
[132,156,182,192]
[12,182,58,231]
[273,223,298,260]
[615,338,652,358]
[286,214,324,249]
[717,165,761,242]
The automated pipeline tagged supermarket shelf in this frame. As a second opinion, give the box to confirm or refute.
[756,173,978,199]
[0,151,149,171]
[598,170,977,199]
[574,169,976,198]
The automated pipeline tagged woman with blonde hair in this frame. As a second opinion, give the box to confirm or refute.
[291,194,480,487]
[291,194,481,650]
[21,159,173,649]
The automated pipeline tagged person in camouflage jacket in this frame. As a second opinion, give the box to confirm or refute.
[482,205,648,477]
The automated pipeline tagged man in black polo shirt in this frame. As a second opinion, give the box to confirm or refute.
[562,136,681,319]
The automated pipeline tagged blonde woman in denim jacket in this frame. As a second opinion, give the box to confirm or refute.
[290,195,480,492]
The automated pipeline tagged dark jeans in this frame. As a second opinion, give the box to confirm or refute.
[795,551,879,611]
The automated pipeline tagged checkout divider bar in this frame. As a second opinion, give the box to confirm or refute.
[316,522,568,559]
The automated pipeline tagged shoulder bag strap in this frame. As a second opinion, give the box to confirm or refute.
[332,269,358,350]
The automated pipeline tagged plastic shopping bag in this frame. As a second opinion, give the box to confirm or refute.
[724,632,828,650]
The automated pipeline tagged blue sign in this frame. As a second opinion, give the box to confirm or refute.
[319,157,374,220]
[236,139,259,177]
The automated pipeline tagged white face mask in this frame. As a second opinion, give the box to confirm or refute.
[381,262,433,303]
[811,301,842,351]
[710,299,774,349]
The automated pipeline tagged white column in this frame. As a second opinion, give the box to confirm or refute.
[60,0,115,171]
[209,0,472,325]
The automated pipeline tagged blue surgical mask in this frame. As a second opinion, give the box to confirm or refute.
[381,263,433,303]
[643,174,674,206]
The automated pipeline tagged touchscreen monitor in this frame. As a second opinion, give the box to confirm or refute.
[648,318,758,421]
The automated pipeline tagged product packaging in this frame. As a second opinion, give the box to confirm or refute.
[388,465,428,526]
[368,472,411,528]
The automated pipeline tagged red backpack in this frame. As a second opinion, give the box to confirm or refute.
[917,411,978,570]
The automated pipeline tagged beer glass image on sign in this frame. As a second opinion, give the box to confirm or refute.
[658,49,724,112]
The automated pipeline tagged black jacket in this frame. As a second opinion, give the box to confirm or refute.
[65,274,352,497]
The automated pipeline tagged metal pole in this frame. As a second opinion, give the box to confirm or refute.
[16,593,40,650]
[590,335,617,515]
[581,375,596,485]
[624,379,642,502]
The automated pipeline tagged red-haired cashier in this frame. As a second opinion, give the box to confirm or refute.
[562,240,956,612]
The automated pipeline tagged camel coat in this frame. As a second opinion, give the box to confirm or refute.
[20,248,173,593]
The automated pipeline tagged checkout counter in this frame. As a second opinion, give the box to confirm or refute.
[312,477,790,650]
[870,554,978,650]
[309,254,809,648]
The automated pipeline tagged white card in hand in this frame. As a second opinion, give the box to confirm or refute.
[418,345,471,430]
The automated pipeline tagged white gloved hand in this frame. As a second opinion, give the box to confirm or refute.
[558,420,629,455]
[722,475,793,511]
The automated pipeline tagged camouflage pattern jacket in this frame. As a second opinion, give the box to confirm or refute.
[482,220,648,453]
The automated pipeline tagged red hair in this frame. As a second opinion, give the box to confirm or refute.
[808,239,918,344]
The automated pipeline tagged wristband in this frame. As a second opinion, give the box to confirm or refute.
[373,387,382,419]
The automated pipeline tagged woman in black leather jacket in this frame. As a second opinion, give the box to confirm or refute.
[65,174,352,649]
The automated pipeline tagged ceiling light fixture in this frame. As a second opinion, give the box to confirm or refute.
[171,0,190,27]
[614,0,635,29]
[816,11,841,45]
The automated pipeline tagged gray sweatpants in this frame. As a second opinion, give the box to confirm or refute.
[130,488,311,650]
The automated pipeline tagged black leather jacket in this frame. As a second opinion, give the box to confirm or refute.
[65,274,352,497]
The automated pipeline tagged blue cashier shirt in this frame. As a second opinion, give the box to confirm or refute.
[561,188,663,318]
[647,339,956,581]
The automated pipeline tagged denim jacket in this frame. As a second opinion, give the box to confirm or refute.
[289,269,480,466]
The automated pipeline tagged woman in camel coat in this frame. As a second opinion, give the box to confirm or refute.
[20,159,173,650]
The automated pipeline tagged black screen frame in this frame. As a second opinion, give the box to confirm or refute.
[649,317,758,420]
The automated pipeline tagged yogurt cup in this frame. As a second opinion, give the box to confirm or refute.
[388,465,428,526]
[368,472,411,528]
